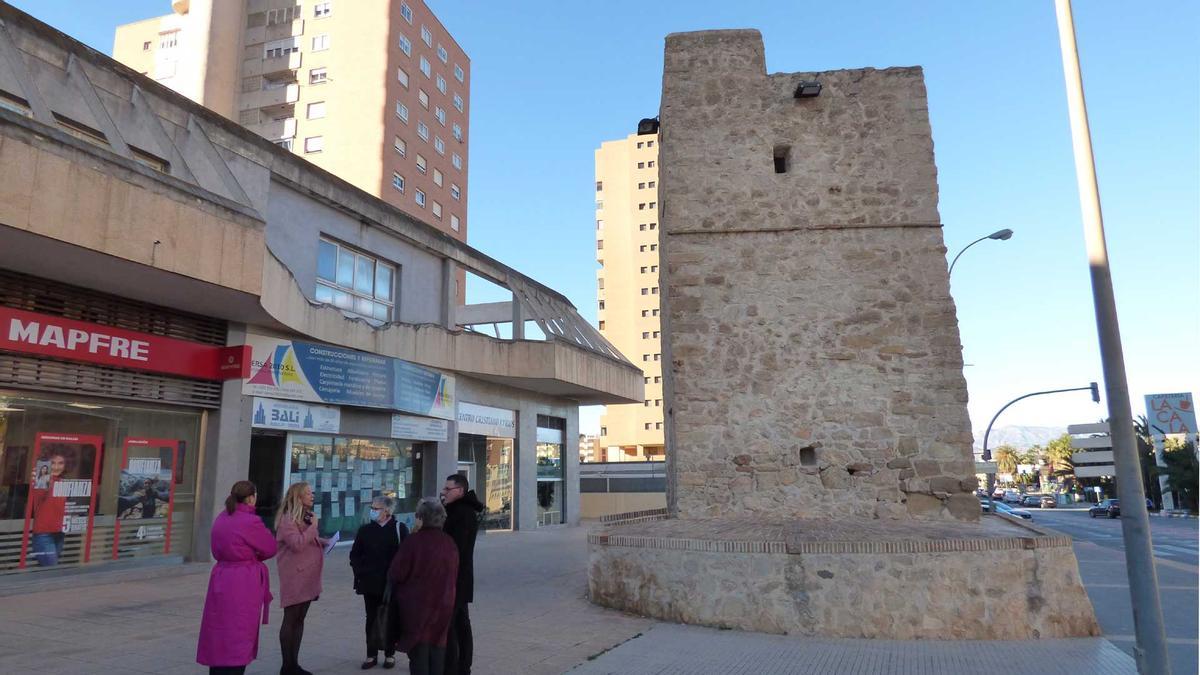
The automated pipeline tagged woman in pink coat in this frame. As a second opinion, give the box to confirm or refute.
[275,481,326,675]
[196,480,277,675]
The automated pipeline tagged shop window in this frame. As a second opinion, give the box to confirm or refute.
[457,434,513,531]
[536,416,566,526]
[315,237,397,321]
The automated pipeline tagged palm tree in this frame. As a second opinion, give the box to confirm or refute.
[995,445,1019,479]
[1045,434,1075,476]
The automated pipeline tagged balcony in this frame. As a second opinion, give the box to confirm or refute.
[244,19,304,47]
[248,117,296,142]
[238,83,299,111]
[243,51,301,78]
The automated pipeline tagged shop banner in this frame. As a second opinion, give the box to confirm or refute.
[243,334,455,420]
[457,402,517,438]
[391,414,449,442]
[253,397,341,433]
[19,433,103,568]
[0,306,248,381]
[1144,392,1196,436]
[113,438,179,559]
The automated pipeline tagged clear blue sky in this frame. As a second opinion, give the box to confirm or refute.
[11,0,1198,437]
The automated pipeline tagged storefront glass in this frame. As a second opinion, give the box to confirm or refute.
[0,391,201,575]
[536,441,564,526]
[286,434,424,541]
[458,434,513,530]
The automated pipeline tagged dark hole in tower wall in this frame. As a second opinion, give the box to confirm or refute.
[773,145,791,173]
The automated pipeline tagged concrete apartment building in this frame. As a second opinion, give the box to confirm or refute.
[596,133,664,462]
[113,0,470,249]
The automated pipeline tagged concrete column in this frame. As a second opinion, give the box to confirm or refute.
[565,407,580,526]
[424,420,459,500]
[511,292,525,340]
[441,259,457,329]
[192,326,253,561]
[515,402,538,530]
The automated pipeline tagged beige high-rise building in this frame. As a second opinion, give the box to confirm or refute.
[114,0,470,251]
[596,133,663,462]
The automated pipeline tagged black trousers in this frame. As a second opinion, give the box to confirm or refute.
[443,603,472,675]
[209,668,246,675]
[363,593,396,658]
[407,642,445,675]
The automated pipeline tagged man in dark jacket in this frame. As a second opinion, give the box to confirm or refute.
[440,473,483,675]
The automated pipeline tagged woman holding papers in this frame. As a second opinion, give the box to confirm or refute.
[276,481,326,675]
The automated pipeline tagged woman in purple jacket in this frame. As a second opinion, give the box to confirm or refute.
[275,481,326,675]
[196,481,277,675]
[389,498,459,675]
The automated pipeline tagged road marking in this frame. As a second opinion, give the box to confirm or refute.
[1084,583,1199,590]
[1154,557,1199,574]
[1105,634,1199,646]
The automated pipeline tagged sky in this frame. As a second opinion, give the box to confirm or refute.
[10,0,1198,438]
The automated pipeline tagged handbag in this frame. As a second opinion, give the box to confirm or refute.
[371,580,396,650]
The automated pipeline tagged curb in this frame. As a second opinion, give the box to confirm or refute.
[1151,511,1197,519]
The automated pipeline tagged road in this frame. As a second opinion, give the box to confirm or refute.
[1031,508,1198,675]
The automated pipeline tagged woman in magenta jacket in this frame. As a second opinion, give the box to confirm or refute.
[196,481,277,675]
[275,481,326,675]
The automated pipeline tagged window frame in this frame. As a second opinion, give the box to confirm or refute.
[315,237,398,322]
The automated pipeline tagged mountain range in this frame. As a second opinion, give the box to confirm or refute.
[971,425,1066,451]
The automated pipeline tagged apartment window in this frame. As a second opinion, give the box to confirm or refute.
[309,67,328,84]
[596,200,604,210]
[639,224,647,231]
[651,265,658,272]
[637,162,645,169]
[265,38,299,59]
[651,287,659,295]
[450,214,460,231]
[640,266,647,273]
[644,377,650,384]
[637,142,644,149]
[315,238,396,321]
[654,376,661,383]
[639,245,647,252]
[419,57,431,77]
[648,141,655,147]
[395,102,409,122]
[398,67,409,87]
[649,223,657,230]
[650,244,658,251]
[642,331,650,339]
[648,160,656,167]
[655,400,662,407]
[266,6,298,25]
[415,154,427,174]
[306,101,326,119]
[450,184,461,200]
[595,181,603,192]
[640,288,648,296]
[399,34,412,56]
[644,400,650,407]
[653,353,661,361]
[598,301,605,310]
[275,138,294,151]
[451,153,462,170]
[159,30,180,50]
[653,331,660,338]
[638,182,645,189]
[644,423,651,430]
[655,422,663,430]
[313,2,332,18]
[417,121,429,141]
[304,136,324,153]
[142,41,151,51]
[415,189,426,207]
[421,25,433,47]
[433,169,443,187]
[391,172,405,192]
[435,106,446,125]
[400,2,413,23]
[652,309,659,316]
[437,45,448,63]
[418,90,429,108]
[393,136,407,156]
[638,203,646,211]
[312,34,331,51]
[436,75,447,94]
[642,355,649,362]
[649,181,656,188]
[650,201,657,209]
[453,94,463,112]
[434,137,445,155]
[454,64,465,82]
[597,241,605,251]
[641,310,649,317]
[432,201,442,219]
[452,123,462,141]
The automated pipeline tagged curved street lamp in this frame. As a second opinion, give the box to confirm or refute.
[948,228,1014,277]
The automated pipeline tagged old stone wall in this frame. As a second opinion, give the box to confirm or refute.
[659,30,976,521]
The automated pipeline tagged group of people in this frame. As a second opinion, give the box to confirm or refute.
[196,474,484,675]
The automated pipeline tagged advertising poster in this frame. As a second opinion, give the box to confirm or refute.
[19,434,103,568]
[1144,393,1196,436]
[243,334,455,419]
[112,438,180,559]
[252,397,341,433]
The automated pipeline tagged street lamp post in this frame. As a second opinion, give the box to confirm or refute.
[948,228,1013,277]
[981,383,1099,513]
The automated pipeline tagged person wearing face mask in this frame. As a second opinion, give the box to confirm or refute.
[350,495,409,669]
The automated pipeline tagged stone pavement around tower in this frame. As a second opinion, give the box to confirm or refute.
[0,525,1136,674]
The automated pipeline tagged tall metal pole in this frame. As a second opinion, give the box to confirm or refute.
[1053,2,1170,672]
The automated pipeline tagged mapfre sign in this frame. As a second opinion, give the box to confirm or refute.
[1,306,247,381]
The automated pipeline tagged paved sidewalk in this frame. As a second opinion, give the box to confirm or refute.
[0,524,1137,674]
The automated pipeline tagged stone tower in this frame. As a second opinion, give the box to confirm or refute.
[659,30,979,522]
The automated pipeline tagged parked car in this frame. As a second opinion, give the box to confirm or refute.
[1020,495,1042,508]
[992,488,1005,500]
[1040,495,1057,508]
[1089,499,1120,518]
[1003,490,1023,504]
[994,502,1033,520]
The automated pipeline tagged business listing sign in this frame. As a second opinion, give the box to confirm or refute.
[252,397,341,433]
[242,335,455,420]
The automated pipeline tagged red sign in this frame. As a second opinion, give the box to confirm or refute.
[0,306,247,381]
